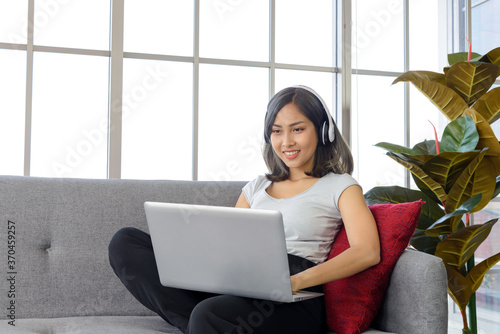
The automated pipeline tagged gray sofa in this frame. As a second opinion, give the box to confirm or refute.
[0,176,448,333]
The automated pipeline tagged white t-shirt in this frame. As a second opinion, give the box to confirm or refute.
[242,173,360,264]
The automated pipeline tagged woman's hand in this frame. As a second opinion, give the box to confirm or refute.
[290,275,300,293]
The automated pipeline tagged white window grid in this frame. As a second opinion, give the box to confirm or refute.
[0,0,351,180]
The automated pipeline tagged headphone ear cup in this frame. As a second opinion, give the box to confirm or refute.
[321,121,328,145]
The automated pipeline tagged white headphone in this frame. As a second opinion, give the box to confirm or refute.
[292,85,336,145]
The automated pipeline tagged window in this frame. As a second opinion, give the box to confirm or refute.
[200,0,269,62]
[351,0,447,190]
[0,0,339,181]
[473,0,500,54]
[124,0,193,57]
[198,64,269,181]
[33,0,110,50]
[0,49,26,176]
[30,52,109,178]
[0,1,28,44]
[0,0,111,178]
[121,59,193,180]
[0,0,28,176]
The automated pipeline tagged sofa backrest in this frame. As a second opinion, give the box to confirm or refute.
[0,176,246,319]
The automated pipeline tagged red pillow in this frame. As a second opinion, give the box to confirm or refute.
[323,201,422,334]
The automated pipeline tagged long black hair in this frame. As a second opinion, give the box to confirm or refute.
[263,86,353,182]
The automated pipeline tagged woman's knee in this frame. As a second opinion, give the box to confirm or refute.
[187,296,242,333]
[187,296,269,334]
[108,227,148,269]
[109,227,136,253]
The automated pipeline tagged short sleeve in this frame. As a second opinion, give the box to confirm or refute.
[242,175,269,206]
[331,174,360,210]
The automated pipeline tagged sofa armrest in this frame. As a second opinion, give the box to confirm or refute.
[371,249,448,334]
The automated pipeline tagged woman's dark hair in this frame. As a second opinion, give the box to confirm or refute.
[263,86,354,182]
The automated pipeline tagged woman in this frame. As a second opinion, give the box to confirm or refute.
[108,86,380,334]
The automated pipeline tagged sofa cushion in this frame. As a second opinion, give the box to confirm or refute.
[323,201,422,334]
[0,316,183,334]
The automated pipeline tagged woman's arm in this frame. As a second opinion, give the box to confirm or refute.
[290,185,380,292]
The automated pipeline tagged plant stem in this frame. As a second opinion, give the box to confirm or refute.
[461,308,469,332]
[468,293,477,334]
[467,255,478,334]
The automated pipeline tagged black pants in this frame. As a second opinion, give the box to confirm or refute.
[108,227,326,334]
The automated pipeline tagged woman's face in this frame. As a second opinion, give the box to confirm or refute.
[270,102,318,177]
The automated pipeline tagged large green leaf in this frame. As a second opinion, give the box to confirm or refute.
[411,228,441,255]
[479,47,500,76]
[469,250,500,292]
[427,194,482,232]
[363,186,444,230]
[422,151,480,192]
[461,158,498,213]
[448,52,482,65]
[393,71,446,85]
[445,62,499,106]
[384,150,434,169]
[364,185,421,204]
[472,86,500,124]
[439,116,479,152]
[426,215,466,237]
[462,108,500,173]
[393,75,467,121]
[413,140,437,155]
[435,219,497,270]
[444,239,500,312]
[374,142,421,156]
[425,220,454,237]
[417,196,447,230]
[404,154,436,168]
[387,152,448,204]
[444,263,471,312]
[445,149,489,213]
[450,215,467,234]
[392,152,435,168]
[493,174,500,200]
[480,47,500,64]
[411,176,442,206]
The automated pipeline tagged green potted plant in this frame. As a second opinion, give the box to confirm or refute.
[364,46,500,334]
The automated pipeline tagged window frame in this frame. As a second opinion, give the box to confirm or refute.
[0,0,346,180]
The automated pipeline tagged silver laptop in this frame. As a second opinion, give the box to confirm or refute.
[144,201,324,303]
